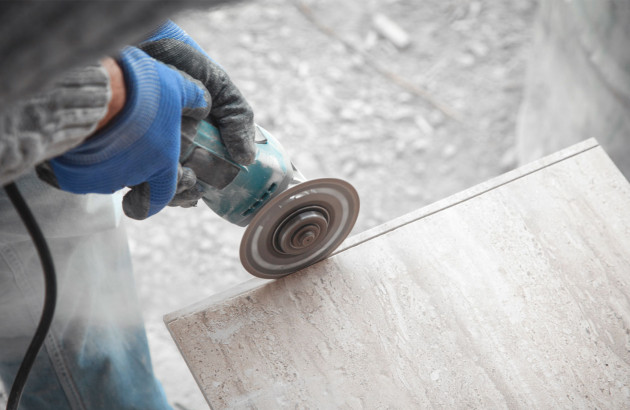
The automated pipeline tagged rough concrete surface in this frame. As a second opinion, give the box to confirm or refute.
[166,141,630,409]
[125,0,537,408]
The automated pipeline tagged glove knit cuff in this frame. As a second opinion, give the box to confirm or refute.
[58,47,160,166]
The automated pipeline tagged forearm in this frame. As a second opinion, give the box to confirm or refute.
[0,61,119,186]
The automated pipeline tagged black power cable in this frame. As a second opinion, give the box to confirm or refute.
[3,183,57,410]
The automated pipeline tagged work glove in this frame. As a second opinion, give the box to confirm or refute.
[138,20,256,169]
[40,46,212,220]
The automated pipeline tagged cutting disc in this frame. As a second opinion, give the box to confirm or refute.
[240,178,360,278]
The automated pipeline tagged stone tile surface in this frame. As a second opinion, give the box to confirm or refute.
[166,139,630,409]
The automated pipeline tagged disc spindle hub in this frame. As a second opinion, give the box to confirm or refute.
[240,178,360,278]
[275,208,329,255]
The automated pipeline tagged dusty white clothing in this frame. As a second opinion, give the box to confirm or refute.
[0,172,171,409]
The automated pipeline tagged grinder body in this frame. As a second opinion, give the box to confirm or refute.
[181,120,359,278]
[181,121,300,227]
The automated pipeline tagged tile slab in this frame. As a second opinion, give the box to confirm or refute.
[165,139,630,409]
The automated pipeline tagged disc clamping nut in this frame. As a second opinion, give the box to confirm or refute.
[274,207,330,255]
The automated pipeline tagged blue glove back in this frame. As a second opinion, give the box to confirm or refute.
[49,46,211,218]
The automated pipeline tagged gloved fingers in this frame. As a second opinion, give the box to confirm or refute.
[157,61,211,122]
[211,109,256,165]
[122,182,151,220]
[123,165,178,220]
[144,20,212,59]
[122,167,200,218]
[180,114,203,152]
[169,183,203,208]
[139,39,256,165]
[169,165,203,208]
[175,164,196,194]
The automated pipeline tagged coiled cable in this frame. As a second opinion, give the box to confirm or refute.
[3,183,57,410]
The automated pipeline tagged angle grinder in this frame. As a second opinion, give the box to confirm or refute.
[180,121,360,279]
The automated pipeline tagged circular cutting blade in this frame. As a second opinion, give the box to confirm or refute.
[240,178,360,279]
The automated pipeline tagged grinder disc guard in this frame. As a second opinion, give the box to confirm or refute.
[240,178,359,278]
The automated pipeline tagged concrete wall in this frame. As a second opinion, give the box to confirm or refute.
[166,139,630,409]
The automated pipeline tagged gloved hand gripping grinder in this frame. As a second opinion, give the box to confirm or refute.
[180,121,360,278]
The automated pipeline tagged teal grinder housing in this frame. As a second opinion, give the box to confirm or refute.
[181,120,360,279]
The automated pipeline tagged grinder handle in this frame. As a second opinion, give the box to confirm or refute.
[187,120,296,227]
[181,120,249,169]
[179,120,256,190]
